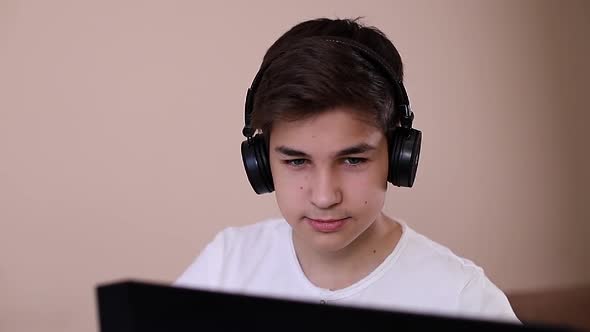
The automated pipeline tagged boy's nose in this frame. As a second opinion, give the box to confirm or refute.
[310,170,342,209]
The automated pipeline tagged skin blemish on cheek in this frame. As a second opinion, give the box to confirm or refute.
[300,186,303,190]
[373,250,377,254]
[365,201,368,205]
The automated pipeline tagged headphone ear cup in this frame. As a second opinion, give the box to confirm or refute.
[388,128,422,187]
[241,134,274,194]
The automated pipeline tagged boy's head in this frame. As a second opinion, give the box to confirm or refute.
[250,17,404,142]
[242,17,420,194]
[240,18,421,253]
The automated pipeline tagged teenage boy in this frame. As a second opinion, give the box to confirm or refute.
[175,17,519,323]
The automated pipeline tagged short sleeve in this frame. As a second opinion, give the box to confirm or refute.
[457,270,521,324]
[173,230,226,291]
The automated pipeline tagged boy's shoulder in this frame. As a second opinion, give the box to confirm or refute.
[402,224,518,322]
[401,221,481,270]
[211,217,290,251]
[400,222,481,270]
[391,219,487,289]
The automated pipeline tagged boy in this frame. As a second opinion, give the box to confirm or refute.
[175,17,519,323]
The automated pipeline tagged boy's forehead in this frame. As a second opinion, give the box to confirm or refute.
[269,108,385,153]
[271,107,379,132]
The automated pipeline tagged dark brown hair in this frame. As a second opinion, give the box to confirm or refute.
[250,17,404,137]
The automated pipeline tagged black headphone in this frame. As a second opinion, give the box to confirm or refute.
[241,36,422,195]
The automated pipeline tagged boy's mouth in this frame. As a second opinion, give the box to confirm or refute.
[305,217,349,233]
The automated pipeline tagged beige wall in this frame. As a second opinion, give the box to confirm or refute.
[1,1,588,331]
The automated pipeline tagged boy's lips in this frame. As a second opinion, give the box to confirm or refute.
[307,218,348,222]
[305,217,349,232]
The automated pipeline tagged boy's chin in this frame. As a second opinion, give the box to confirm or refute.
[297,229,358,254]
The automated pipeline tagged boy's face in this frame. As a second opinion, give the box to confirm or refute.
[269,107,390,254]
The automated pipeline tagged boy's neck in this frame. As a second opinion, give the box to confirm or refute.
[292,212,402,291]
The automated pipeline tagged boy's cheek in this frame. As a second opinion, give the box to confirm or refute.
[273,168,308,190]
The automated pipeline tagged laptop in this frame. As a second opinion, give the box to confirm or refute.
[95,280,575,332]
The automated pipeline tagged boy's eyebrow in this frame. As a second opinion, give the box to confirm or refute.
[274,143,376,158]
[275,146,310,158]
[334,143,376,157]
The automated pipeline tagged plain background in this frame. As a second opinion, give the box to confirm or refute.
[1,1,589,331]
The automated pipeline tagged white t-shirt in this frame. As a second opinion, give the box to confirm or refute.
[175,217,520,324]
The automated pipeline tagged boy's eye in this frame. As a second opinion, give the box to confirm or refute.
[343,157,366,165]
[285,159,307,167]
